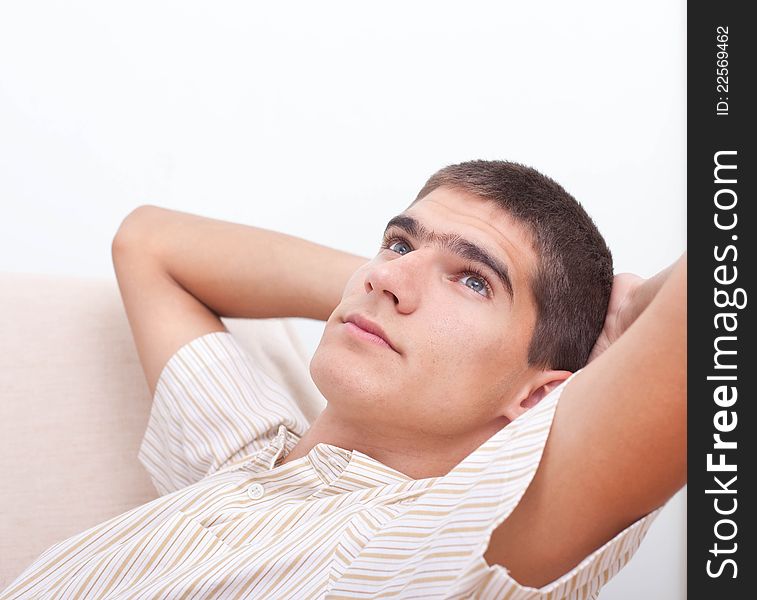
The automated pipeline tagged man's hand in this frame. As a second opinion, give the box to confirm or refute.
[586,272,643,363]
[587,255,684,364]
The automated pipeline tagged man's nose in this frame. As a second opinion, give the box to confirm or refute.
[363,252,427,312]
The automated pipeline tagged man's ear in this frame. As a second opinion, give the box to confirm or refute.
[503,369,573,422]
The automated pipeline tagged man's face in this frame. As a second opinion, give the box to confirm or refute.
[310,186,541,440]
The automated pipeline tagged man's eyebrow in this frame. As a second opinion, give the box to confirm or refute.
[382,214,514,300]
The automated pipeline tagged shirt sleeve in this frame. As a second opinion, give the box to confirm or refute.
[467,505,666,599]
[137,331,310,496]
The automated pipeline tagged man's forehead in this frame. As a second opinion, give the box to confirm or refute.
[409,188,531,243]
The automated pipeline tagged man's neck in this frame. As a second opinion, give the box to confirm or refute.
[279,407,510,480]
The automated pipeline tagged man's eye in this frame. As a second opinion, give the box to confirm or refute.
[458,270,493,297]
[381,237,411,255]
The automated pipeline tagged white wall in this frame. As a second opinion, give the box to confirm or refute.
[0,2,686,597]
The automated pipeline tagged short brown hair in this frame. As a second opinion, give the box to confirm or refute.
[412,160,613,372]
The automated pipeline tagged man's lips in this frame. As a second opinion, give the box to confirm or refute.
[342,313,399,353]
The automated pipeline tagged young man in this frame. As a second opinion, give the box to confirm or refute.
[1,161,686,599]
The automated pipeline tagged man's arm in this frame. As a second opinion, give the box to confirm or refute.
[112,205,369,395]
[485,252,686,587]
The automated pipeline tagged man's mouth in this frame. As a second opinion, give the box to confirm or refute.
[342,313,399,353]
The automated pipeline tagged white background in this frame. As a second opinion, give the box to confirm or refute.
[0,2,686,598]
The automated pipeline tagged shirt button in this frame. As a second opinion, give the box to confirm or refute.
[247,483,265,500]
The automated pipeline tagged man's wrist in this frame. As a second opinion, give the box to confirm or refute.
[616,280,642,335]
[617,257,683,334]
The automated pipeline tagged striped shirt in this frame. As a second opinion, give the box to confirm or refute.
[1,331,664,599]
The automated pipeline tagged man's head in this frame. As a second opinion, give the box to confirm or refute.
[310,160,612,451]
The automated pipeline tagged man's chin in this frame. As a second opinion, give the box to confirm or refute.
[310,349,396,405]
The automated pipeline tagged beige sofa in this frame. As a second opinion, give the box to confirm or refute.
[0,271,326,588]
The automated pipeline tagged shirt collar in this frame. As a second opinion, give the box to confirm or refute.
[258,425,415,491]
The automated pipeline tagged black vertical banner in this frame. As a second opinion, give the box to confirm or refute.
[688,2,755,597]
